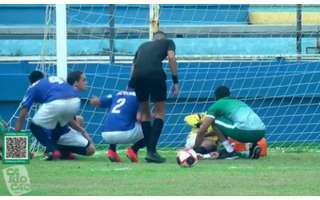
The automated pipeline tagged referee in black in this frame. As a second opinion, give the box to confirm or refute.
[130,31,179,163]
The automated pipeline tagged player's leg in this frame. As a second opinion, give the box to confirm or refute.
[32,98,80,149]
[56,127,95,159]
[30,122,60,160]
[101,131,123,162]
[145,79,167,163]
[215,120,264,159]
[31,100,79,160]
[134,77,167,163]
[215,116,265,144]
[214,118,265,160]
[106,144,122,162]
[127,139,144,162]
[248,144,262,159]
[139,101,152,152]
[244,132,265,159]
[133,78,154,160]
[144,100,166,163]
[257,137,267,157]
[127,122,144,162]
[151,101,165,150]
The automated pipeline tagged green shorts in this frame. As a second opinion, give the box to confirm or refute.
[215,117,265,143]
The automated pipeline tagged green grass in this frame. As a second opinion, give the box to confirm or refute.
[1,150,320,195]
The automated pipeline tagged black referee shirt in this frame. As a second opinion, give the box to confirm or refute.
[132,39,176,80]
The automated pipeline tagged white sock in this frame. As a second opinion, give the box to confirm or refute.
[201,154,211,159]
[222,140,234,153]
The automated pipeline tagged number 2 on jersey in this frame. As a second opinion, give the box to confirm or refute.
[111,98,126,114]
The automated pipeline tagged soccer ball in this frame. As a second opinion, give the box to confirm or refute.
[176,148,198,167]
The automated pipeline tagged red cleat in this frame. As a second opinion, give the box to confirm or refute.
[106,149,122,162]
[60,152,77,160]
[126,148,138,163]
[52,150,61,159]
[44,150,61,161]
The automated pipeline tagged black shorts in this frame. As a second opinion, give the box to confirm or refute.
[132,77,167,102]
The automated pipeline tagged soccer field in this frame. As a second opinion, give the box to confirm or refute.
[1,4,320,197]
[1,150,320,196]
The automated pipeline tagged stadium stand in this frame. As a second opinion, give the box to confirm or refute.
[249,5,320,25]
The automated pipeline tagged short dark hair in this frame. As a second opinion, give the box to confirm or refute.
[29,70,44,84]
[214,85,230,100]
[67,71,83,85]
[153,31,166,40]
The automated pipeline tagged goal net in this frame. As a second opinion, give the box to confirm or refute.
[9,4,320,151]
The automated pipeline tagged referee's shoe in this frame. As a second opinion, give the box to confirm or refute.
[145,151,166,163]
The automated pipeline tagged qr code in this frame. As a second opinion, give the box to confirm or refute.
[5,136,28,159]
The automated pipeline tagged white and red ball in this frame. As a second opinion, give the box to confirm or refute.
[176,148,198,167]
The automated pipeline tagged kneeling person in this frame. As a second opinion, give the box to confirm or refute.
[185,112,267,159]
[90,88,144,162]
[53,115,95,159]
[194,86,266,160]
[15,70,87,160]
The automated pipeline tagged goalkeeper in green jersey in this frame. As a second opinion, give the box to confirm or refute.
[194,85,265,159]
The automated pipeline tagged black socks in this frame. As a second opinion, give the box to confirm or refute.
[109,144,117,152]
[150,118,164,153]
[141,119,164,153]
[141,121,152,152]
[131,138,145,153]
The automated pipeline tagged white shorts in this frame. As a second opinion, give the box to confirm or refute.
[32,98,81,130]
[101,123,143,144]
[57,128,89,147]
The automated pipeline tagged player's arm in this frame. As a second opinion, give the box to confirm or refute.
[90,96,101,107]
[90,94,112,109]
[15,87,35,132]
[205,129,217,137]
[194,117,213,148]
[15,107,29,132]
[168,49,179,96]
[69,119,93,144]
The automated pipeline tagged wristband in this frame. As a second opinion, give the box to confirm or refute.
[172,75,178,84]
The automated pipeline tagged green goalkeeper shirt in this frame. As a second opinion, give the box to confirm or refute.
[207,97,265,131]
